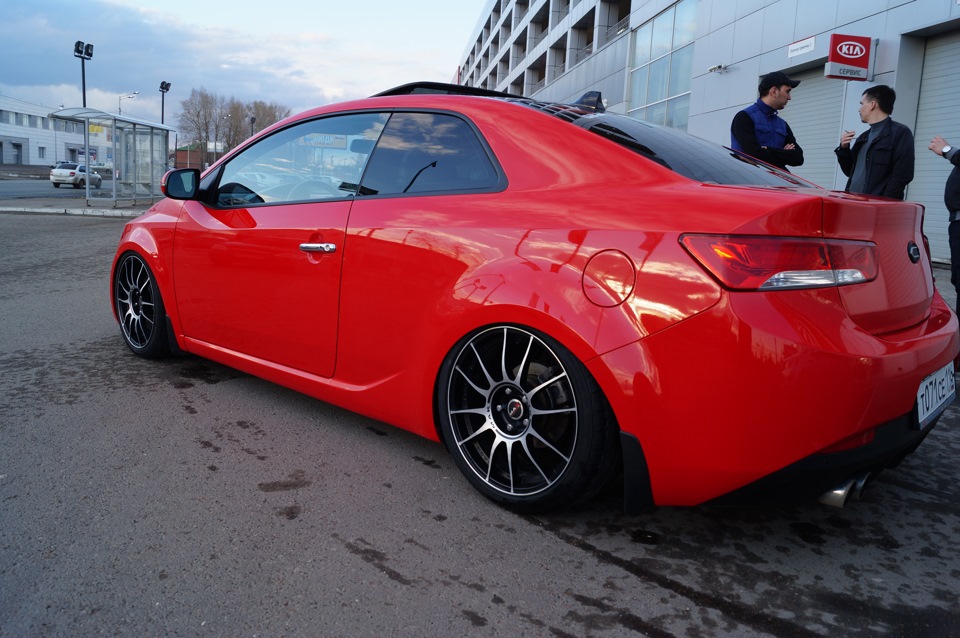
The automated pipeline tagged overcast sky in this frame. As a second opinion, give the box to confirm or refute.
[2,0,485,123]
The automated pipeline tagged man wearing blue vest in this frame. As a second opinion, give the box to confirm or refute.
[731,71,804,171]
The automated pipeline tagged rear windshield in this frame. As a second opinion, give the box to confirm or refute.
[521,104,816,188]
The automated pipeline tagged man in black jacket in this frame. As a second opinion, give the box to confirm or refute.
[929,134,960,315]
[835,85,914,200]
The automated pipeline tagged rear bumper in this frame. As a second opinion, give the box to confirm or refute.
[708,410,940,506]
[592,287,959,507]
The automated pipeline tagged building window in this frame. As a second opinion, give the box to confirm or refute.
[627,0,695,130]
[39,147,46,159]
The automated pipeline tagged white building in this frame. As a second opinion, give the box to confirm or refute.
[0,95,105,167]
[459,0,960,261]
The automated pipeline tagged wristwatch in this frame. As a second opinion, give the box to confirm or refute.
[943,145,953,156]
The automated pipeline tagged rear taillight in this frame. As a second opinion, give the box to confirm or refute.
[680,235,878,291]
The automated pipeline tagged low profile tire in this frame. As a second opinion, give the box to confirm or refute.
[114,252,170,359]
[438,325,619,513]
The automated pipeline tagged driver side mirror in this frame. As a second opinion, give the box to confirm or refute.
[162,168,200,200]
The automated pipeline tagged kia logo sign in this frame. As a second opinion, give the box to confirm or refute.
[826,34,871,79]
[836,41,866,58]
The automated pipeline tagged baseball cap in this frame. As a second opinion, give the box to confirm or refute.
[758,71,800,95]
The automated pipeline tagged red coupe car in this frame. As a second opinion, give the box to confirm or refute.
[111,82,958,513]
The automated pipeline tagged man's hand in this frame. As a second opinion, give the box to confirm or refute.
[930,135,951,156]
[839,130,856,149]
[783,143,796,150]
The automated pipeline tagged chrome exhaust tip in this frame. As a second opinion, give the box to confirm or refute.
[849,472,871,501]
[818,472,872,508]
[818,478,855,508]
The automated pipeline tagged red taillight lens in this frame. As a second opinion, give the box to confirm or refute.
[680,235,878,291]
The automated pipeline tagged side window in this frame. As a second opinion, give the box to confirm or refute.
[358,112,500,196]
[215,112,388,207]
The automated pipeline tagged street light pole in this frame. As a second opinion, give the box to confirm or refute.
[220,114,231,159]
[73,41,94,108]
[118,91,139,114]
[159,81,171,124]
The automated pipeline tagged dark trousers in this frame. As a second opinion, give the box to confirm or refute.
[950,219,960,317]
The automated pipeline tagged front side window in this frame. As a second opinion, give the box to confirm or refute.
[215,112,388,207]
[358,112,501,196]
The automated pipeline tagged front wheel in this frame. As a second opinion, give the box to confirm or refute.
[114,252,170,359]
[438,325,619,513]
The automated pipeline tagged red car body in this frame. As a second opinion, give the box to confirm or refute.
[111,83,958,512]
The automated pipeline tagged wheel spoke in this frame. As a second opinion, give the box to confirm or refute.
[511,333,534,386]
[528,370,568,400]
[505,439,515,493]
[484,438,503,483]
[456,419,495,446]
[526,427,571,463]
[454,365,491,399]
[449,407,488,417]
[469,342,498,387]
[528,406,576,417]
[519,436,552,485]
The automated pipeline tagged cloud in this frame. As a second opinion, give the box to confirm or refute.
[3,0,474,124]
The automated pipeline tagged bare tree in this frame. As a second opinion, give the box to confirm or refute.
[177,87,218,166]
[248,100,293,136]
[177,90,293,165]
[223,98,249,151]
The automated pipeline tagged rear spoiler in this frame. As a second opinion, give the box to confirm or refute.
[373,81,606,113]
[372,82,522,99]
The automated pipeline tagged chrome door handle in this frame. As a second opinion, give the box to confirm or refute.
[299,243,337,254]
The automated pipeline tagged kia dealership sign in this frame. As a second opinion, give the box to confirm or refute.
[825,34,873,80]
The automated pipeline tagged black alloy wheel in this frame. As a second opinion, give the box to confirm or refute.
[438,325,619,512]
[114,252,170,359]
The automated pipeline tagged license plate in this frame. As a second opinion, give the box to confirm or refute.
[917,361,956,429]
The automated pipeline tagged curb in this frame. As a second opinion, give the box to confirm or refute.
[0,206,144,218]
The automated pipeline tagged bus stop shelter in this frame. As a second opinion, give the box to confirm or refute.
[50,107,174,207]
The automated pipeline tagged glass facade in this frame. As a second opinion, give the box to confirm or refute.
[627,0,695,130]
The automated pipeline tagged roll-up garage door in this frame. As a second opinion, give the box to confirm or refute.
[911,30,960,264]
[781,68,845,190]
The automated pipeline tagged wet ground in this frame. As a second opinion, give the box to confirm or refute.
[0,212,957,637]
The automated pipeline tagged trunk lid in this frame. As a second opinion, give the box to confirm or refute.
[822,192,933,335]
